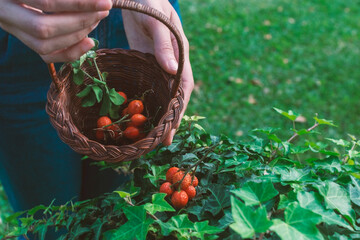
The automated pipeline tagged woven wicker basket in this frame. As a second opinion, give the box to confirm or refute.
[46,0,185,162]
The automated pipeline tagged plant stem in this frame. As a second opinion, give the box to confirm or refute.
[270,122,320,161]
[171,144,218,189]
[343,141,357,163]
[124,197,159,221]
[93,58,104,82]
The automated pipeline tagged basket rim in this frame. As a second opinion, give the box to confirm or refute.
[46,48,184,162]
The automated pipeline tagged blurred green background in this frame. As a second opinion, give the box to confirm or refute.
[1,0,360,235]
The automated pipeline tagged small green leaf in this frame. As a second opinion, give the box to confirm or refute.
[326,138,350,147]
[91,38,99,50]
[230,196,272,238]
[109,88,124,106]
[100,95,111,116]
[79,53,87,67]
[102,72,108,81]
[73,69,84,85]
[104,206,153,240]
[297,191,353,230]
[315,181,356,225]
[91,85,103,103]
[109,104,120,119]
[231,181,279,206]
[270,202,323,240]
[86,50,97,59]
[76,85,92,98]
[192,221,223,239]
[144,193,175,214]
[81,92,96,107]
[144,164,170,187]
[114,191,131,198]
[314,116,337,127]
[273,107,299,121]
[349,176,360,206]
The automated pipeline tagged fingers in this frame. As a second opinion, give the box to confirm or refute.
[3,4,109,40]
[20,0,112,12]
[41,38,95,63]
[9,19,99,56]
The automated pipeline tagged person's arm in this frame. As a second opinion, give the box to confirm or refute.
[122,0,194,145]
[0,0,112,62]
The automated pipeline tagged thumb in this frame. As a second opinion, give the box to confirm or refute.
[151,25,178,75]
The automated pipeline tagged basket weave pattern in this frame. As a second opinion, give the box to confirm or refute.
[45,1,185,162]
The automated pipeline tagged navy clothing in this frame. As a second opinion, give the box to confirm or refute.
[0,1,180,239]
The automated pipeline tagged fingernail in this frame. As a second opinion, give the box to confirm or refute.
[96,0,112,10]
[169,59,178,72]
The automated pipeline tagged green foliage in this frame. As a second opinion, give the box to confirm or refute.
[2,112,360,239]
[70,42,124,118]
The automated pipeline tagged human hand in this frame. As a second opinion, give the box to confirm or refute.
[0,0,113,63]
[122,0,194,146]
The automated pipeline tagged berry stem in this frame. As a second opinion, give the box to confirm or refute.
[171,144,218,189]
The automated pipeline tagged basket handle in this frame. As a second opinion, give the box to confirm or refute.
[47,0,185,98]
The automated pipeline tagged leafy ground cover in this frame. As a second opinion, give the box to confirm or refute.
[2,113,360,239]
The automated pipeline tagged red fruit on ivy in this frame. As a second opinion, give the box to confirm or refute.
[117,91,127,105]
[128,100,144,115]
[122,107,129,117]
[124,126,140,140]
[159,182,173,197]
[166,167,180,183]
[172,171,192,190]
[184,185,196,200]
[191,176,199,187]
[171,190,188,209]
[97,116,112,128]
[95,130,105,141]
[128,114,147,127]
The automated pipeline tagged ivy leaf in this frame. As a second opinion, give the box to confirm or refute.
[313,157,342,173]
[104,206,153,240]
[231,181,278,206]
[81,91,96,107]
[144,164,170,187]
[349,176,360,206]
[109,88,124,106]
[99,94,111,116]
[192,220,223,239]
[217,209,234,229]
[315,181,356,225]
[157,214,195,238]
[270,202,323,240]
[273,107,299,121]
[203,184,234,216]
[76,85,92,98]
[314,116,337,127]
[297,191,353,231]
[144,193,175,215]
[73,69,84,85]
[229,196,272,238]
[276,167,311,182]
[326,138,351,147]
[92,85,103,103]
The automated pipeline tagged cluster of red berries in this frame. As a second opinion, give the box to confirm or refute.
[160,167,198,209]
[95,91,147,142]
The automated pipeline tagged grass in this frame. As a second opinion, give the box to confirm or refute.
[181,0,360,140]
[1,0,360,236]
